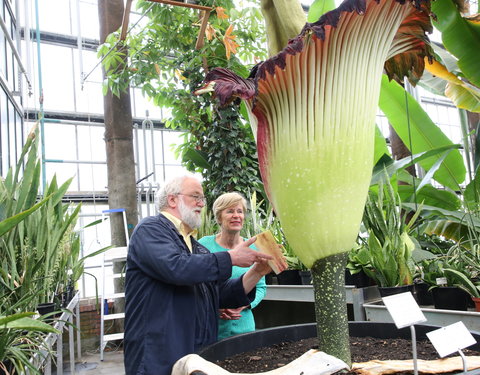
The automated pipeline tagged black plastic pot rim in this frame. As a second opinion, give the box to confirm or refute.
[198,321,480,362]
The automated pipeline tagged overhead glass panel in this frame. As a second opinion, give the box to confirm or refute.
[38,0,72,35]
[43,122,77,159]
[77,124,106,161]
[41,44,76,112]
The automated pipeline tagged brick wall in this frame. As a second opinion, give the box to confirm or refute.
[79,298,117,352]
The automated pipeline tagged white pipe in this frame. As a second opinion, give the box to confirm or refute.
[75,0,85,88]
[0,12,32,92]
[133,123,140,182]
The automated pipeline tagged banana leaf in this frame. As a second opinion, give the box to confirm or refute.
[379,75,466,190]
[371,144,461,185]
[432,0,480,88]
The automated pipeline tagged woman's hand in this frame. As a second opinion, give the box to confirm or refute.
[228,237,273,267]
[251,258,274,276]
[219,307,245,320]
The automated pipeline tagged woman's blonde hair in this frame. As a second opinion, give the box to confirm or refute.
[213,192,247,225]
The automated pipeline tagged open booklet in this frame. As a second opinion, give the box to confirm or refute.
[254,230,289,274]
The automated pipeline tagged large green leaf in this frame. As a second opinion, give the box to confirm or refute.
[403,203,480,230]
[422,44,480,113]
[371,144,461,186]
[373,125,389,165]
[432,0,480,88]
[181,147,211,170]
[422,219,469,243]
[379,75,466,190]
[0,313,59,334]
[307,0,335,23]
[0,196,51,237]
[398,184,461,211]
[464,169,480,210]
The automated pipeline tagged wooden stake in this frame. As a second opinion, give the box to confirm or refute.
[120,0,134,41]
[195,10,211,50]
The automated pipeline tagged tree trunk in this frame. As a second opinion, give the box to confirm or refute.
[467,112,480,171]
[98,0,138,328]
[98,0,138,247]
[389,124,417,178]
[311,252,351,366]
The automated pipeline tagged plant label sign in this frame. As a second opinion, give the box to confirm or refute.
[426,322,477,358]
[382,292,427,329]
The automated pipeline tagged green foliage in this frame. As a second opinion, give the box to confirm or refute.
[241,192,307,270]
[0,312,59,375]
[352,176,425,287]
[197,209,218,239]
[183,105,262,205]
[0,128,87,374]
[431,0,480,89]
[307,0,335,23]
[419,243,480,298]
[99,0,268,204]
[379,75,466,191]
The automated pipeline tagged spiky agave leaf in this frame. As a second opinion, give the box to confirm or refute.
[199,0,433,269]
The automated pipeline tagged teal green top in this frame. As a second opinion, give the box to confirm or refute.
[198,235,267,340]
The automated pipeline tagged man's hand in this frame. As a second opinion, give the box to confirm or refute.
[228,237,273,267]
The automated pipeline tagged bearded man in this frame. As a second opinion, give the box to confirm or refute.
[124,175,275,375]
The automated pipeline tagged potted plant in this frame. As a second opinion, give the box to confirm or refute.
[269,212,310,285]
[351,177,425,297]
[0,128,107,371]
[243,193,311,285]
[419,252,472,311]
[0,311,59,375]
[346,244,375,288]
[443,267,480,311]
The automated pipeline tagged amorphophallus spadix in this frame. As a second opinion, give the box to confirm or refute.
[196,0,432,365]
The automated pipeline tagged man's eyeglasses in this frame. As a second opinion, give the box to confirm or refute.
[177,193,206,204]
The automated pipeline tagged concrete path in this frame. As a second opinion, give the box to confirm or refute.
[56,350,125,375]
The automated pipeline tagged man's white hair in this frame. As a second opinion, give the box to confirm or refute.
[155,174,200,211]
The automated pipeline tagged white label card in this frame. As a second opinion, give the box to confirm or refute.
[436,277,448,286]
[382,292,427,329]
[426,322,477,358]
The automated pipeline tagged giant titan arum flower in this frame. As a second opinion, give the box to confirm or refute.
[197,0,432,365]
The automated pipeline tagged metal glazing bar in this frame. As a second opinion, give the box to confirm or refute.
[0,15,32,91]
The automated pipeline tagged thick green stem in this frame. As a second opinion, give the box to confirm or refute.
[260,0,306,56]
[311,252,351,366]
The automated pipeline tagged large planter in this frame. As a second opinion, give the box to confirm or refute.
[432,286,470,311]
[299,270,312,285]
[37,302,55,316]
[276,270,302,285]
[345,269,373,288]
[377,284,414,298]
[414,282,434,306]
[473,297,480,312]
[198,322,480,361]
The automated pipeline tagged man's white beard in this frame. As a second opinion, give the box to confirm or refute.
[178,198,202,229]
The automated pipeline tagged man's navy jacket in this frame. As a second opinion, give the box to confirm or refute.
[124,214,255,375]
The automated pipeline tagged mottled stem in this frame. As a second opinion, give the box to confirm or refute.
[311,252,351,366]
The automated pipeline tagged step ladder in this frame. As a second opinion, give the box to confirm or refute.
[100,208,129,361]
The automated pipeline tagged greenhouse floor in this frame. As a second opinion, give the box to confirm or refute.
[60,350,125,374]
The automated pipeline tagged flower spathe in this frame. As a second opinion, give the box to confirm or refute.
[196,0,432,268]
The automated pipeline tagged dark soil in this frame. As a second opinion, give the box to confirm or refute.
[215,336,480,373]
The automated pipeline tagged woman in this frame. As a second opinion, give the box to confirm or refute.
[199,192,267,340]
